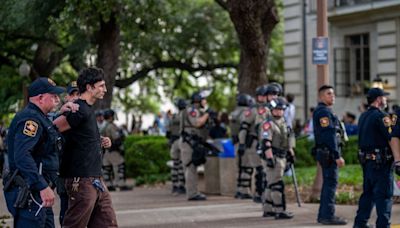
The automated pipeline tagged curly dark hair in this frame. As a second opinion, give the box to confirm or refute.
[77,67,105,93]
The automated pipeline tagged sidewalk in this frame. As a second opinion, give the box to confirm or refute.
[1,183,400,227]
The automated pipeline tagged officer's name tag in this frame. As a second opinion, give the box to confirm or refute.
[23,120,38,137]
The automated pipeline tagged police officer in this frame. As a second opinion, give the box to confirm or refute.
[167,98,186,195]
[231,93,254,199]
[259,98,294,219]
[102,109,132,191]
[3,77,69,227]
[237,85,269,203]
[180,91,212,200]
[313,85,347,225]
[354,88,393,228]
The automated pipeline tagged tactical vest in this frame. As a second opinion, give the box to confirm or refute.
[271,117,289,150]
[169,113,181,137]
[230,106,246,138]
[182,105,208,140]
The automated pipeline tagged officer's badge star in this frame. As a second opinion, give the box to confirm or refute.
[320,117,329,127]
[23,120,38,137]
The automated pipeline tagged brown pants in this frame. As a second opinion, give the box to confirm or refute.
[63,177,118,228]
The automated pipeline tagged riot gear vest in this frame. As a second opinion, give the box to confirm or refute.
[270,117,289,150]
[169,113,181,137]
[182,105,208,140]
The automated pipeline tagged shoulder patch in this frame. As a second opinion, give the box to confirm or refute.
[391,114,397,126]
[258,107,266,115]
[383,116,391,127]
[23,120,38,137]
[319,117,329,127]
[262,122,271,131]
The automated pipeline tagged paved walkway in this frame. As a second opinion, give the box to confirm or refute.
[1,184,400,228]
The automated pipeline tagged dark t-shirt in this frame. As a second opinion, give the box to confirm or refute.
[60,99,103,178]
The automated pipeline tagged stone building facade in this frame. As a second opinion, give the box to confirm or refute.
[283,0,400,122]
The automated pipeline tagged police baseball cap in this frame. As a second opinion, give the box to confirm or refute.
[67,81,78,95]
[28,77,65,97]
[366,87,389,102]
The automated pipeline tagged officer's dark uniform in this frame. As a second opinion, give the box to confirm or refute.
[354,88,393,228]
[313,100,346,225]
[3,78,64,228]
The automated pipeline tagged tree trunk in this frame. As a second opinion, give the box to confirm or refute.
[95,12,120,109]
[224,0,279,96]
[31,41,63,79]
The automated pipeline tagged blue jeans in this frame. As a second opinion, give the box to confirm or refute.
[354,161,393,228]
[317,161,338,220]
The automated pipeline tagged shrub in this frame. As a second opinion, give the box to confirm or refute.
[124,136,170,180]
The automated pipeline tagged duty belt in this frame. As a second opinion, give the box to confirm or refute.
[272,147,287,158]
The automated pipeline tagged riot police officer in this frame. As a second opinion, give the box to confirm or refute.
[230,93,255,199]
[313,85,347,225]
[180,91,212,200]
[259,98,294,219]
[167,98,187,195]
[354,88,393,228]
[102,109,131,191]
[237,85,269,202]
[3,77,67,227]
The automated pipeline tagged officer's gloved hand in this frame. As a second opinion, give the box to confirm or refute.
[395,161,400,176]
[238,144,245,156]
[266,158,275,168]
[286,153,295,165]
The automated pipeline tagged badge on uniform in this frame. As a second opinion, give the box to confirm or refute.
[23,120,38,137]
[262,122,271,131]
[190,110,197,117]
[258,107,266,115]
[244,109,251,117]
[319,117,329,127]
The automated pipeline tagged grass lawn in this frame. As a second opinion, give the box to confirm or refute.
[283,164,400,204]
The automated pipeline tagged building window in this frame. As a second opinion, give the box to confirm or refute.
[334,33,370,97]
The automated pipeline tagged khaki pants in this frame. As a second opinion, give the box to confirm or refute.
[180,139,200,199]
[237,140,264,196]
[102,150,125,187]
[63,177,118,228]
[263,157,286,213]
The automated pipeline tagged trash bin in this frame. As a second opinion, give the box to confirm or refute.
[218,139,237,196]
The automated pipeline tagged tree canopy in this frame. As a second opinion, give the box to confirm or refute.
[0,0,283,118]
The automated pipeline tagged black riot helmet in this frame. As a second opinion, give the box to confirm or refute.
[191,90,211,103]
[255,85,268,96]
[236,93,253,107]
[103,109,116,120]
[265,84,281,96]
[270,97,287,110]
[175,98,187,110]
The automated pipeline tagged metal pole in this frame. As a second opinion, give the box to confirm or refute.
[317,0,329,87]
[302,0,308,121]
